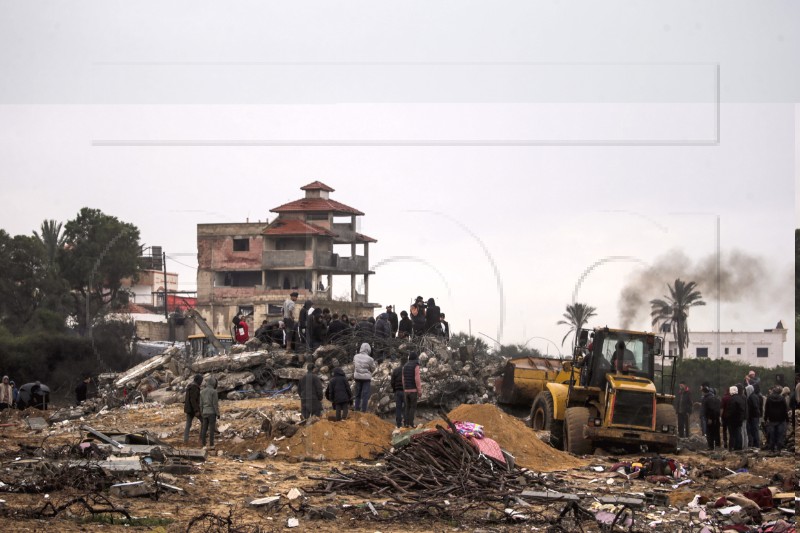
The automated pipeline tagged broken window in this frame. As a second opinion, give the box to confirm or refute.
[238,305,254,317]
[215,271,261,287]
[233,238,250,252]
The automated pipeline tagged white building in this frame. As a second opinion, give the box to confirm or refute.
[664,321,789,368]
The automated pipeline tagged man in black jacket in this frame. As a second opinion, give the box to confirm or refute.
[746,384,763,448]
[327,314,348,344]
[728,385,747,451]
[390,358,406,428]
[701,385,722,450]
[675,382,692,438]
[183,374,203,444]
[763,385,788,452]
[425,298,441,335]
[398,310,413,339]
[297,364,323,420]
[385,305,399,338]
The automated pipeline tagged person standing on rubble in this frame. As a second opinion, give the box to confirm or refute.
[763,385,789,452]
[424,298,441,336]
[728,385,746,451]
[0,376,13,410]
[402,352,422,427]
[199,376,220,450]
[374,313,391,361]
[298,364,324,420]
[439,313,450,341]
[397,310,413,339]
[183,374,203,445]
[75,375,92,405]
[283,291,299,351]
[234,315,250,344]
[675,381,692,438]
[390,357,407,428]
[353,343,376,412]
[720,386,732,450]
[385,305,398,338]
[700,384,721,450]
[325,366,352,421]
[410,296,426,338]
[745,383,763,449]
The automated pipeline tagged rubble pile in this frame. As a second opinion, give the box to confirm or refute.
[364,336,506,414]
[280,412,394,461]
[425,403,586,471]
[306,417,533,501]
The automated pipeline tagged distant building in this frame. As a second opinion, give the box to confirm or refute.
[195,181,378,334]
[664,321,789,367]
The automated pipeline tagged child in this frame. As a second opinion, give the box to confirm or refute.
[325,367,352,421]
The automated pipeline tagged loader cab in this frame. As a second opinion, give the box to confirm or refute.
[584,329,661,388]
[187,334,233,357]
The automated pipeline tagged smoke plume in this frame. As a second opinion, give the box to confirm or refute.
[618,248,769,329]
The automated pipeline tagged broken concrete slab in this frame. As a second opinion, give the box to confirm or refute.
[273,367,307,381]
[216,371,256,392]
[114,351,174,388]
[110,481,154,498]
[47,408,86,424]
[26,417,48,430]
[249,496,280,507]
[520,490,579,502]
[81,424,124,449]
[190,351,270,374]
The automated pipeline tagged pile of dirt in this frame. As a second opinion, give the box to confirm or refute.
[281,412,394,460]
[426,404,586,472]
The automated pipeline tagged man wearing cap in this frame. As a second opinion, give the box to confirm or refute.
[385,305,398,338]
[283,292,298,351]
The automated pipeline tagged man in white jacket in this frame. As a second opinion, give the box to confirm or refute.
[352,343,376,412]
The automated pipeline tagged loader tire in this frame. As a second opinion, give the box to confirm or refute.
[530,391,563,449]
[655,403,678,453]
[564,406,592,456]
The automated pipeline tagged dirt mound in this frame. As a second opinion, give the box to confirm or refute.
[281,412,394,460]
[426,404,586,472]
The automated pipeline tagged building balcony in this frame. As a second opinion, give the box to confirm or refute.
[262,250,368,273]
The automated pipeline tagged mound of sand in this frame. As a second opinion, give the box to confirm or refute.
[426,404,586,472]
[281,411,394,460]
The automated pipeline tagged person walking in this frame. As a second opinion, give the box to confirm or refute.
[183,374,203,444]
[675,382,692,438]
[402,352,422,427]
[728,385,746,451]
[325,367,352,421]
[701,384,721,450]
[763,385,789,452]
[352,343,376,412]
[199,376,220,449]
[298,364,324,420]
[390,357,406,428]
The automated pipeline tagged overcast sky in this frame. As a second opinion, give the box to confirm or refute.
[0,1,796,361]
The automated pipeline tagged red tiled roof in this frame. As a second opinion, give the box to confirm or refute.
[270,197,364,216]
[300,181,335,192]
[356,232,377,243]
[263,219,336,237]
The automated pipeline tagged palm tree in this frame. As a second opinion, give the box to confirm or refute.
[557,302,598,348]
[33,219,65,267]
[650,279,706,361]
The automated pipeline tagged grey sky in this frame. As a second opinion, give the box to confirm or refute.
[0,1,796,360]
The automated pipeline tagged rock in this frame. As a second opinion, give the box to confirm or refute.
[215,371,256,391]
[274,367,307,381]
[230,345,247,354]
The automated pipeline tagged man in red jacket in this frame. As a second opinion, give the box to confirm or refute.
[234,316,250,344]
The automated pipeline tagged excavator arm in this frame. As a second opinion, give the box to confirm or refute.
[184,308,227,355]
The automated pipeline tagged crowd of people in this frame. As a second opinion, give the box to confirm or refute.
[675,370,797,453]
[230,292,451,363]
[0,376,50,410]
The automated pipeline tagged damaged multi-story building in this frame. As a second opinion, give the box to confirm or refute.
[195,181,378,335]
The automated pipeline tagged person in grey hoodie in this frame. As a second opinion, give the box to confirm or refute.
[199,376,220,449]
[352,342,376,412]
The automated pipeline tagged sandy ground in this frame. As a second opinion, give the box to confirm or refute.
[0,397,796,532]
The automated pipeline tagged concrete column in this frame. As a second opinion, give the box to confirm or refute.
[350,274,356,302]
[364,274,369,303]
[312,270,318,297]
[327,274,333,299]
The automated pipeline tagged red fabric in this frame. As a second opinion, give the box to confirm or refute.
[235,321,249,343]
[467,436,506,464]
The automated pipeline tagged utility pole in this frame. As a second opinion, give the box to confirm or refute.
[163,250,169,319]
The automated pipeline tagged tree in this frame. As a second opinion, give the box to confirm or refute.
[557,302,597,348]
[58,208,141,336]
[33,219,65,268]
[0,231,49,331]
[496,343,543,359]
[650,279,706,362]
